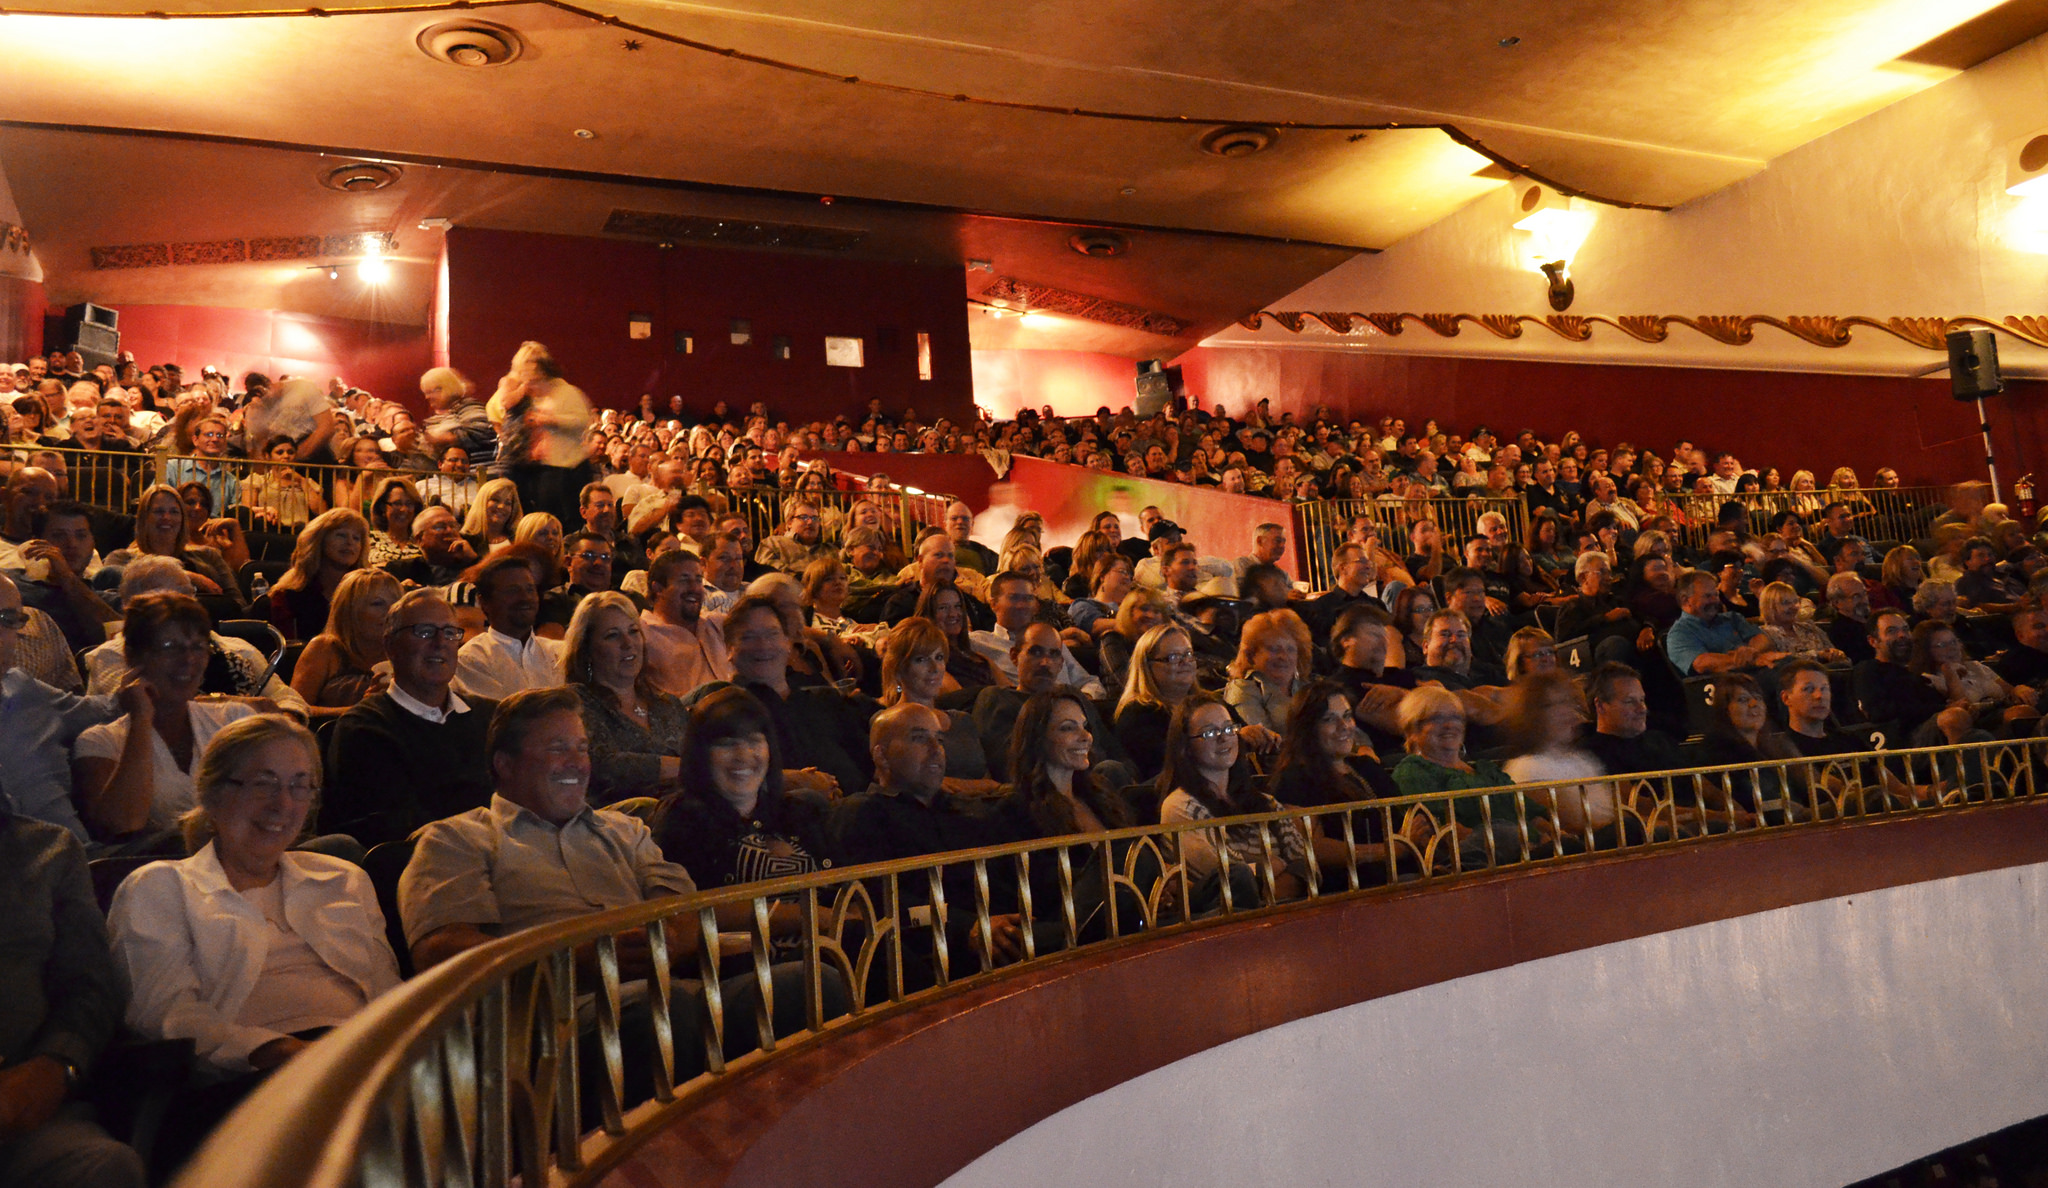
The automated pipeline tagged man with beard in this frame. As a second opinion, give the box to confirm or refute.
[1852,609,1977,747]
[756,498,836,574]
[861,531,994,629]
[639,549,731,697]
[1409,609,1508,691]
[325,590,497,848]
[1665,570,1783,677]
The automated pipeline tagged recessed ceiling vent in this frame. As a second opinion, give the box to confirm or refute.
[1068,230,1128,258]
[416,20,525,67]
[1199,125,1277,158]
[322,162,402,192]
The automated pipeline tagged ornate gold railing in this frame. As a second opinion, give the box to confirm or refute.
[173,736,2039,1188]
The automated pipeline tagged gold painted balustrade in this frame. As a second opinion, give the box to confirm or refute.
[173,736,2038,1188]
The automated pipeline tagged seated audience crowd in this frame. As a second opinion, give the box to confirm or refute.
[2,343,2036,1186]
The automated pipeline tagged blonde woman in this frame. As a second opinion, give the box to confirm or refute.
[997,541,1064,606]
[877,616,992,782]
[106,483,238,598]
[1788,469,1823,515]
[461,476,523,556]
[1098,585,1172,697]
[1222,610,1310,749]
[267,508,369,642]
[492,340,592,525]
[513,511,564,590]
[1114,622,1201,781]
[290,569,399,720]
[1757,581,1845,664]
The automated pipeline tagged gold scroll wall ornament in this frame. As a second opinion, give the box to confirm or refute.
[1235,311,2048,352]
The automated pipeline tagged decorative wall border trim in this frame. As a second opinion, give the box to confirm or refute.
[89,231,394,270]
[1237,311,2048,351]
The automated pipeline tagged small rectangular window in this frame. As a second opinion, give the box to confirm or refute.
[772,335,792,360]
[916,332,932,381]
[825,336,865,368]
[729,319,751,345]
[627,313,652,340]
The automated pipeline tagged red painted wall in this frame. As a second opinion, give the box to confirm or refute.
[443,227,973,423]
[971,349,1142,420]
[0,274,44,362]
[808,451,1296,576]
[104,304,432,410]
[1172,345,2041,491]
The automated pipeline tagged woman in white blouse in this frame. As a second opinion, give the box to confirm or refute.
[108,713,400,1076]
[72,592,271,842]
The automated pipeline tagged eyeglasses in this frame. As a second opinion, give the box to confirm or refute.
[222,776,318,801]
[1150,651,1197,667]
[148,639,212,656]
[397,624,465,643]
[572,551,612,564]
[1192,723,1241,742]
[0,609,27,630]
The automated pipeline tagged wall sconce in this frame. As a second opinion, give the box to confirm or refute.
[627,312,652,340]
[1511,182,1592,311]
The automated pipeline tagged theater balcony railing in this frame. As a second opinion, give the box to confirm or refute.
[13,443,954,557]
[172,737,2042,1188]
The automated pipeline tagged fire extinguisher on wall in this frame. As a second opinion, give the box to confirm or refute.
[2018,473,2036,523]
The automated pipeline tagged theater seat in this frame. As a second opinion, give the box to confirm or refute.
[361,838,419,978]
[1557,634,1593,672]
[213,619,286,689]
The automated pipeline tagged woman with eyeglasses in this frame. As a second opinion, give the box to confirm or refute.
[107,714,400,1165]
[71,592,264,843]
[1115,623,1203,782]
[289,569,398,722]
[364,475,426,569]
[1157,692,1308,906]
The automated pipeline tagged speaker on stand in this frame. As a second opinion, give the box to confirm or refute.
[1947,328,2005,503]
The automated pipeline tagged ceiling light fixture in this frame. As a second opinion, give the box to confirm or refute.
[1068,231,1128,258]
[416,20,525,67]
[358,248,391,284]
[1198,125,1277,158]
[418,217,452,231]
[321,162,401,193]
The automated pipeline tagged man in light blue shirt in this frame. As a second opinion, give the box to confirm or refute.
[1664,569,1785,677]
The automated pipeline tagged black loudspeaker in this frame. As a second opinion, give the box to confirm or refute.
[1133,361,1183,416]
[1948,328,2003,401]
[61,303,120,369]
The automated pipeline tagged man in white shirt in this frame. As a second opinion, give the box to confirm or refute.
[970,571,1104,697]
[639,549,731,698]
[1708,452,1748,495]
[454,552,562,700]
[1229,523,1288,596]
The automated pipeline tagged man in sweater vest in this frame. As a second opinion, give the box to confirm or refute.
[324,589,497,847]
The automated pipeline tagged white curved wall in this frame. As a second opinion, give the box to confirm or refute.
[944,861,2048,1188]
[1207,29,2048,377]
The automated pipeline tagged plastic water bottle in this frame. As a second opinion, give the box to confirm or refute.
[250,573,270,604]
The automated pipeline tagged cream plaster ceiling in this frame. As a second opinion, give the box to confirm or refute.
[1,0,2032,352]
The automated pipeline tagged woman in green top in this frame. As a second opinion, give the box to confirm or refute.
[1389,686,1543,867]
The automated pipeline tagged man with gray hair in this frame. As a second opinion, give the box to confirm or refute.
[1822,571,1876,666]
[80,557,310,715]
[326,589,495,847]
[1229,523,1288,598]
